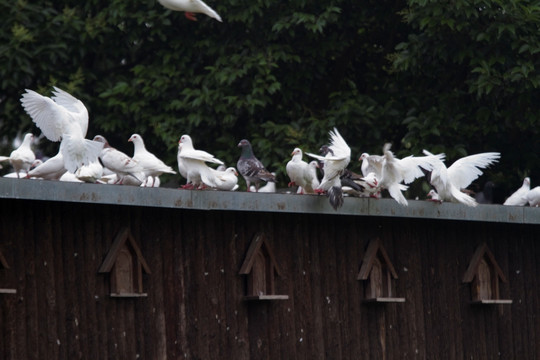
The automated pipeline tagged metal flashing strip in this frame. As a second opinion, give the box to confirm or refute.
[0,178,538,224]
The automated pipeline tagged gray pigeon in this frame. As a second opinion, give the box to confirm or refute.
[237,139,275,192]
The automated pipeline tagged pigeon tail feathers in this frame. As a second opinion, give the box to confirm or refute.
[327,186,344,210]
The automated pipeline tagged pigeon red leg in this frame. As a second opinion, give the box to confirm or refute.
[185,12,198,21]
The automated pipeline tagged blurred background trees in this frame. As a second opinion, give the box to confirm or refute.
[1,0,539,199]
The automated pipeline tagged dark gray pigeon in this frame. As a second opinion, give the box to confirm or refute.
[237,139,276,192]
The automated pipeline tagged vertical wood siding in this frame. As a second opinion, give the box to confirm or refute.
[0,199,538,359]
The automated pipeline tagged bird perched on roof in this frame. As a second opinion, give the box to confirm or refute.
[423,150,500,207]
[75,158,104,183]
[93,135,145,185]
[504,177,530,206]
[129,134,176,187]
[341,170,380,198]
[237,139,276,192]
[20,87,103,173]
[379,144,444,206]
[157,0,222,22]
[359,152,384,178]
[249,173,277,193]
[178,134,224,189]
[0,133,36,178]
[26,151,67,180]
[307,128,351,210]
[427,189,443,203]
[286,148,318,194]
[525,186,540,207]
[209,167,239,191]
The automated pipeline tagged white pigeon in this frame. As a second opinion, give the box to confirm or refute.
[128,134,176,187]
[286,148,317,194]
[306,128,351,209]
[423,150,500,207]
[142,176,161,188]
[525,186,540,207]
[178,134,224,189]
[380,144,444,206]
[345,172,381,198]
[504,177,530,206]
[209,167,239,191]
[27,151,67,180]
[250,174,276,193]
[20,87,103,173]
[359,152,384,178]
[157,0,222,22]
[305,161,320,193]
[0,133,36,178]
[59,171,83,182]
[177,141,188,186]
[75,158,104,183]
[93,135,145,185]
[427,189,443,203]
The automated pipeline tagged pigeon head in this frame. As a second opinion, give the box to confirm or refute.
[93,135,110,147]
[237,139,254,158]
[291,148,302,156]
[226,167,238,176]
[359,153,369,161]
[237,139,251,148]
[128,134,143,143]
[23,133,34,144]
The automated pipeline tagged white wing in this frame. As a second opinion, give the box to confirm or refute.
[20,90,68,142]
[180,148,224,165]
[447,152,500,190]
[51,87,89,136]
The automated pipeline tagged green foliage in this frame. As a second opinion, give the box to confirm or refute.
[0,0,538,199]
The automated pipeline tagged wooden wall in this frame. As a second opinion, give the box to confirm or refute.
[0,198,538,359]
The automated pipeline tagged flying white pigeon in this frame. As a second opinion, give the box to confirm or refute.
[26,151,67,180]
[423,150,500,207]
[525,186,540,207]
[359,152,384,178]
[129,134,176,187]
[504,177,530,206]
[178,134,224,189]
[209,167,239,191]
[20,87,103,173]
[93,135,145,185]
[157,0,222,22]
[0,133,36,178]
[306,128,351,210]
[379,144,444,206]
[237,139,276,192]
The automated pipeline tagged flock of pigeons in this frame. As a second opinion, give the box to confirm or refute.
[1,87,538,211]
